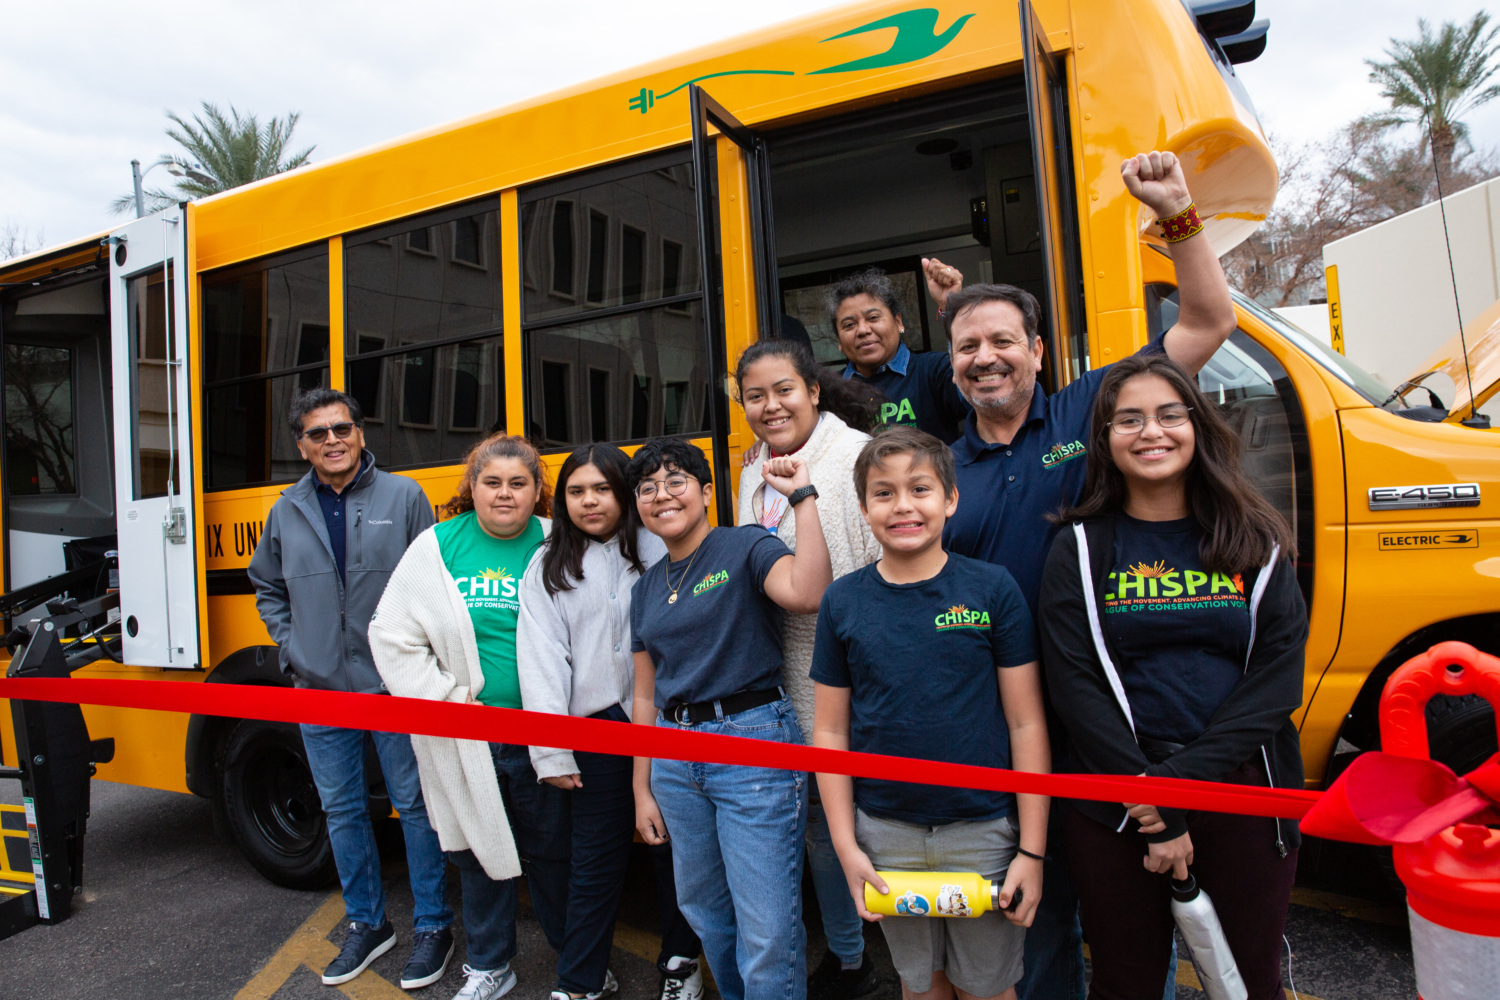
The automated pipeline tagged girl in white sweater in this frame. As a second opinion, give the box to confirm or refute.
[370,434,565,1000]
[733,341,883,999]
[517,445,702,1000]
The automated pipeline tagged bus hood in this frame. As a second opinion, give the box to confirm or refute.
[1403,296,1500,418]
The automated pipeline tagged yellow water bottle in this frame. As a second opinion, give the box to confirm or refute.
[864,872,1001,918]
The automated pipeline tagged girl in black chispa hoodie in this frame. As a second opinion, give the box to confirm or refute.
[1038,354,1307,1000]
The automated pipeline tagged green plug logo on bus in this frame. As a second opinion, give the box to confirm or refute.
[628,8,975,115]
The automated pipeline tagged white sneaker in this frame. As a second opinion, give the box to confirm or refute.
[454,963,517,1000]
[550,969,619,1000]
[658,957,703,1000]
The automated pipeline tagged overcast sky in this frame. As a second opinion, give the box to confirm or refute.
[4,0,1497,248]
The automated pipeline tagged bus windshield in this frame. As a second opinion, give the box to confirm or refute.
[1233,292,1399,409]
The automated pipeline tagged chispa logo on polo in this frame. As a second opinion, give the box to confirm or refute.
[881,397,917,426]
[1041,440,1087,470]
[693,570,729,597]
[935,603,990,631]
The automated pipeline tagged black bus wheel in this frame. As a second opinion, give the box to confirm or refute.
[1427,693,1498,775]
[219,720,338,890]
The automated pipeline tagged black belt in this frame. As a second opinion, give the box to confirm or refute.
[665,687,783,725]
[1137,735,1185,764]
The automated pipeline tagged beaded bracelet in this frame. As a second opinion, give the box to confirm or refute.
[1158,201,1204,243]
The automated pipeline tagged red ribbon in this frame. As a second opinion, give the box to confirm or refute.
[0,676,1322,820]
[1303,751,1500,845]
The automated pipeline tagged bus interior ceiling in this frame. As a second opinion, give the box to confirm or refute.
[768,79,1038,365]
[1,274,117,595]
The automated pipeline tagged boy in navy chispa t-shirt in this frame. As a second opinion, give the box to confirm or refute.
[810,427,1051,1000]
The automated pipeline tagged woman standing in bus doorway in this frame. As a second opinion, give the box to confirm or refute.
[517,444,705,1000]
[629,437,832,1000]
[1037,355,1306,1000]
[733,341,884,1000]
[369,434,570,1000]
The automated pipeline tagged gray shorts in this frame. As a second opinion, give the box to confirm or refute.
[855,808,1026,997]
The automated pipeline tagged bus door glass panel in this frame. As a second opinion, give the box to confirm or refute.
[689,84,778,523]
[108,210,200,668]
[1020,0,1087,389]
[130,269,179,498]
[518,152,706,454]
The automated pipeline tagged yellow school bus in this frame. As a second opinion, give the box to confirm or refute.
[1,0,1495,887]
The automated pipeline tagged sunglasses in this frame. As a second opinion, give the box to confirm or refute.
[300,421,359,444]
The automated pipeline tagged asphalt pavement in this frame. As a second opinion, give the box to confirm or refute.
[0,780,1417,1000]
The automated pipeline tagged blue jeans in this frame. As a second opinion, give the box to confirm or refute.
[806,801,866,963]
[651,698,809,1000]
[1016,808,1084,1000]
[300,724,452,932]
[448,742,572,972]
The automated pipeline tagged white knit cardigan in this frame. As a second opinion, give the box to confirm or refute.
[367,517,551,881]
[738,412,882,734]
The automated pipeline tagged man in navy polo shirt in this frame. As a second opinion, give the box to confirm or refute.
[936,150,1238,1000]
[832,267,971,443]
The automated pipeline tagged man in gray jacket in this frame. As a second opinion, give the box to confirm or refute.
[249,388,454,991]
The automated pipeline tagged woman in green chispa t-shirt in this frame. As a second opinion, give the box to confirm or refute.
[371,434,570,1000]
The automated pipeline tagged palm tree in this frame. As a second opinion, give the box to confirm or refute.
[110,102,314,215]
[1365,13,1500,175]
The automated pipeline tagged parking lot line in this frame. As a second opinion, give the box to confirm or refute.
[242,891,1331,1000]
[236,891,345,1000]
[1083,941,1322,999]
[1289,887,1406,927]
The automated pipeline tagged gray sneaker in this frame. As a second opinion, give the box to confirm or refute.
[453,962,517,1000]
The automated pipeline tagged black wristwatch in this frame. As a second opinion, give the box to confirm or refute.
[786,484,819,507]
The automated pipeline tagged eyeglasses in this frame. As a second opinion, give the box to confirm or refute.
[635,474,697,501]
[1108,406,1192,435]
[300,421,359,443]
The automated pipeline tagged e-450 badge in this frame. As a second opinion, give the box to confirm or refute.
[1367,483,1480,510]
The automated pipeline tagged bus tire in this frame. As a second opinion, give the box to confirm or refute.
[220,720,338,890]
[1427,693,1498,775]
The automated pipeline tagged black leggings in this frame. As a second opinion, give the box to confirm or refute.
[1064,763,1297,1000]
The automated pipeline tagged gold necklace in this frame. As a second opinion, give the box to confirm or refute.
[665,540,704,604]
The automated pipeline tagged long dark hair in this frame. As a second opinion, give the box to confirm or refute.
[541,444,644,596]
[442,433,553,519]
[732,340,882,435]
[1053,354,1294,575]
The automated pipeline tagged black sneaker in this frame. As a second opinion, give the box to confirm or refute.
[400,926,455,989]
[806,949,879,1000]
[322,920,396,985]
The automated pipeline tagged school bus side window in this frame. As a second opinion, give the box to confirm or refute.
[520,150,707,449]
[202,245,331,491]
[343,197,506,469]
